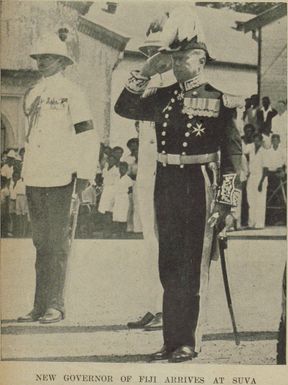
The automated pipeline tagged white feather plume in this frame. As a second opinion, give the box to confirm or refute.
[161,6,206,47]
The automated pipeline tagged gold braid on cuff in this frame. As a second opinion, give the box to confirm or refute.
[216,173,241,207]
[125,71,150,94]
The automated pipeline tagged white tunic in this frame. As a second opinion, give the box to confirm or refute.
[272,111,287,150]
[98,164,119,214]
[265,145,286,171]
[22,72,98,187]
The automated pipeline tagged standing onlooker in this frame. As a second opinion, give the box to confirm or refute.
[1,149,16,180]
[98,154,119,233]
[245,133,269,229]
[244,94,259,130]
[15,174,29,237]
[124,138,142,233]
[272,100,287,151]
[1,176,10,237]
[112,161,133,236]
[242,124,255,148]
[111,146,124,166]
[257,96,277,145]
[9,169,21,236]
[265,134,286,225]
[240,124,255,227]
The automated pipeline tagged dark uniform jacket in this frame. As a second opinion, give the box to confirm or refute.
[115,81,242,194]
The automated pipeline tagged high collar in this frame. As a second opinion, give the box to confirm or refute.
[41,71,64,84]
[179,73,205,92]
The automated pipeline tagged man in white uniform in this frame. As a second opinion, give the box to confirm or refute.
[18,30,98,323]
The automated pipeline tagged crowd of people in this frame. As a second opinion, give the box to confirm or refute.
[228,95,287,230]
[1,96,286,238]
[1,137,143,239]
[78,132,143,238]
[1,148,30,237]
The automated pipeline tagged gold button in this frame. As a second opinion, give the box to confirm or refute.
[171,98,175,103]
[180,164,184,169]
[161,131,166,136]
[187,123,192,128]
[188,115,193,119]
[182,152,186,155]
[192,91,198,96]
[183,142,188,147]
[163,122,168,127]
[161,140,166,145]
[162,150,166,154]
[185,132,190,137]
[174,90,178,95]
[165,114,169,119]
[168,106,172,111]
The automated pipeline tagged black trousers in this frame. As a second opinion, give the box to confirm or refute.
[155,163,207,352]
[26,181,73,316]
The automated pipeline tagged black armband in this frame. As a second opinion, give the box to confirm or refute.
[74,120,94,134]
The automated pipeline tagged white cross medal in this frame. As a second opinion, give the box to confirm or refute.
[191,122,206,137]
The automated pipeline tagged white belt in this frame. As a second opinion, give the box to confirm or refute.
[157,152,218,166]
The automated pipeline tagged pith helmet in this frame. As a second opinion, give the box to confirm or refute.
[30,30,74,65]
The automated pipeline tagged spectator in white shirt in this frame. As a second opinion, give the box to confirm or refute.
[112,161,134,235]
[245,133,269,229]
[265,135,286,223]
[1,149,16,180]
[272,100,287,151]
[15,175,29,237]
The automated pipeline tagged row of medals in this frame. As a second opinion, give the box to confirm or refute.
[159,88,207,167]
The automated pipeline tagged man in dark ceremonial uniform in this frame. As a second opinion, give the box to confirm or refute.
[115,6,242,362]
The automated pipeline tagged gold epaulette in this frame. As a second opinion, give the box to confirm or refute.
[222,93,245,109]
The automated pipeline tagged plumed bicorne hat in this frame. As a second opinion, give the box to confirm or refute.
[158,6,214,61]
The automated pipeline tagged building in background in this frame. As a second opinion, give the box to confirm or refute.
[236,2,287,105]
[1,0,129,152]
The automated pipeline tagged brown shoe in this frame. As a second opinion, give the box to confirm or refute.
[17,310,43,323]
[150,345,171,361]
[169,346,196,363]
[39,308,63,324]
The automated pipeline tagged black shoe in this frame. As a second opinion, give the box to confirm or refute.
[127,312,155,329]
[17,310,43,323]
[39,308,63,324]
[169,346,195,363]
[150,345,171,361]
[144,312,163,331]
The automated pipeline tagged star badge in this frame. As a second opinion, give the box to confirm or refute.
[191,123,206,137]
[177,91,184,101]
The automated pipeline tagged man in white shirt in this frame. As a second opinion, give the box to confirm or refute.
[265,134,286,224]
[272,100,287,151]
[1,149,16,179]
[18,30,98,324]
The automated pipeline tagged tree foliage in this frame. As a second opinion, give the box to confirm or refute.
[196,2,279,15]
